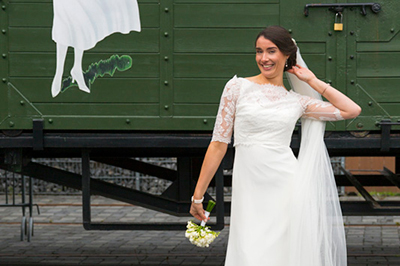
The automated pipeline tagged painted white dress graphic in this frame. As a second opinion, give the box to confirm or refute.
[51,0,141,97]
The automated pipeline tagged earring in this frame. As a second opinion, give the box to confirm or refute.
[285,60,288,68]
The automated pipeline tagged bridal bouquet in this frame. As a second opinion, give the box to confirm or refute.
[185,200,220,248]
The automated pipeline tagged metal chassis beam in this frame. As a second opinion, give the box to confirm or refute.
[0,156,225,230]
[1,131,400,156]
[2,160,400,217]
[0,161,184,214]
[81,150,224,231]
[341,201,400,216]
[2,130,400,224]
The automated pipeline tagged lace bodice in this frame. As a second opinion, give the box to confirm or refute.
[211,76,343,146]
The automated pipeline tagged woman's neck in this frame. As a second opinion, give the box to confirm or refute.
[249,74,284,87]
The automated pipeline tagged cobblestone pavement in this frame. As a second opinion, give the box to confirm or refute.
[0,195,400,265]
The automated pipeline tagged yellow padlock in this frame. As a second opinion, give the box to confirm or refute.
[334,13,343,31]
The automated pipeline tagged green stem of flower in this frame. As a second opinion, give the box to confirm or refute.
[205,200,216,212]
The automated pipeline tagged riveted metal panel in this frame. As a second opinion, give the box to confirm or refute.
[348,0,400,131]
[0,0,397,131]
[3,0,162,130]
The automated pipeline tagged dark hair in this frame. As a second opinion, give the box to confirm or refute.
[255,26,297,72]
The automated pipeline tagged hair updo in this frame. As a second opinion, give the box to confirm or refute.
[255,26,297,72]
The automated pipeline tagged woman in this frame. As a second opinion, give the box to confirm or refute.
[190,26,361,265]
[51,0,141,97]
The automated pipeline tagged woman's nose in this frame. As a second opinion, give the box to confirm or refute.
[261,53,269,61]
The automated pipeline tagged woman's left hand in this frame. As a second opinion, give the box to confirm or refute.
[286,64,316,84]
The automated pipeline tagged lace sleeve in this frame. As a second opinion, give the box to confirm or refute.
[299,95,344,121]
[211,76,241,144]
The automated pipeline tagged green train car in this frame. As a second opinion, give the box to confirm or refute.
[1,0,400,230]
[0,0,398,131]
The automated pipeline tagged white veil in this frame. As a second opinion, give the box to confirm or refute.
[286,45,347,266]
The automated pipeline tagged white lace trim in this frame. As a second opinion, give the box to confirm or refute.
[292,91,344,121]
[211,76,241,144]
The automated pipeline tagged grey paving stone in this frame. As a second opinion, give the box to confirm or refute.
[1,195,400,265]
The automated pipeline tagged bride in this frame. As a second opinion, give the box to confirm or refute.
[190,26,361,265]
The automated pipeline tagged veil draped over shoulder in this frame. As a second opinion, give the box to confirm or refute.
[286,44,347,266]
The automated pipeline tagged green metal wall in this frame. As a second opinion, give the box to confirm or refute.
[0,0,399,131]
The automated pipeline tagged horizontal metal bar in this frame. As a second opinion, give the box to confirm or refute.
[378,121,400,126]
[341,201,400,216]
[1,132,400,156]
[83,222,224,231]
[220,174,400,187]
[304,2,381,16]
[222,201,400,216]
[0,204,32,207]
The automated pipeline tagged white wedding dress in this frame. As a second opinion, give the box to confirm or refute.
[211,76,344,265]
[52,0,141,50]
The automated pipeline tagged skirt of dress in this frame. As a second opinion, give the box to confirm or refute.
[224,144,299,266]
[52,0,141,50]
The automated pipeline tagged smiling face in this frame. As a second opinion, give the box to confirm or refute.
[255,36,289,84]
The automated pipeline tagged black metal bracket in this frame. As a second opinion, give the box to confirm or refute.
[32,119,44,151]
[340,166,400,210]
[4,148,23,172]
[382,167,400,189]
[378,119,400,152]
[304,3,381,17]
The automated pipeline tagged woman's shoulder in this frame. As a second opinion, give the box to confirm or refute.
[224,75,243,88]
[221,75,245,98]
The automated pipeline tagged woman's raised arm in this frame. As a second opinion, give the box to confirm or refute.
[287,64,361,119]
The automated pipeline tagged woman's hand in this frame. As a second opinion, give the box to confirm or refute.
[189,141,227,222]
[287,64,316,84]
[190,202,209,222]
[288,64,362,119]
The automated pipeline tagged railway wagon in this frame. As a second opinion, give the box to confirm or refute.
[1,0,400,231]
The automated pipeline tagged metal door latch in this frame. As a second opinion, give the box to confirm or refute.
[304,3,381,17]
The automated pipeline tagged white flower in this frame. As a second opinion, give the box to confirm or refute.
[185,221,220,248]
